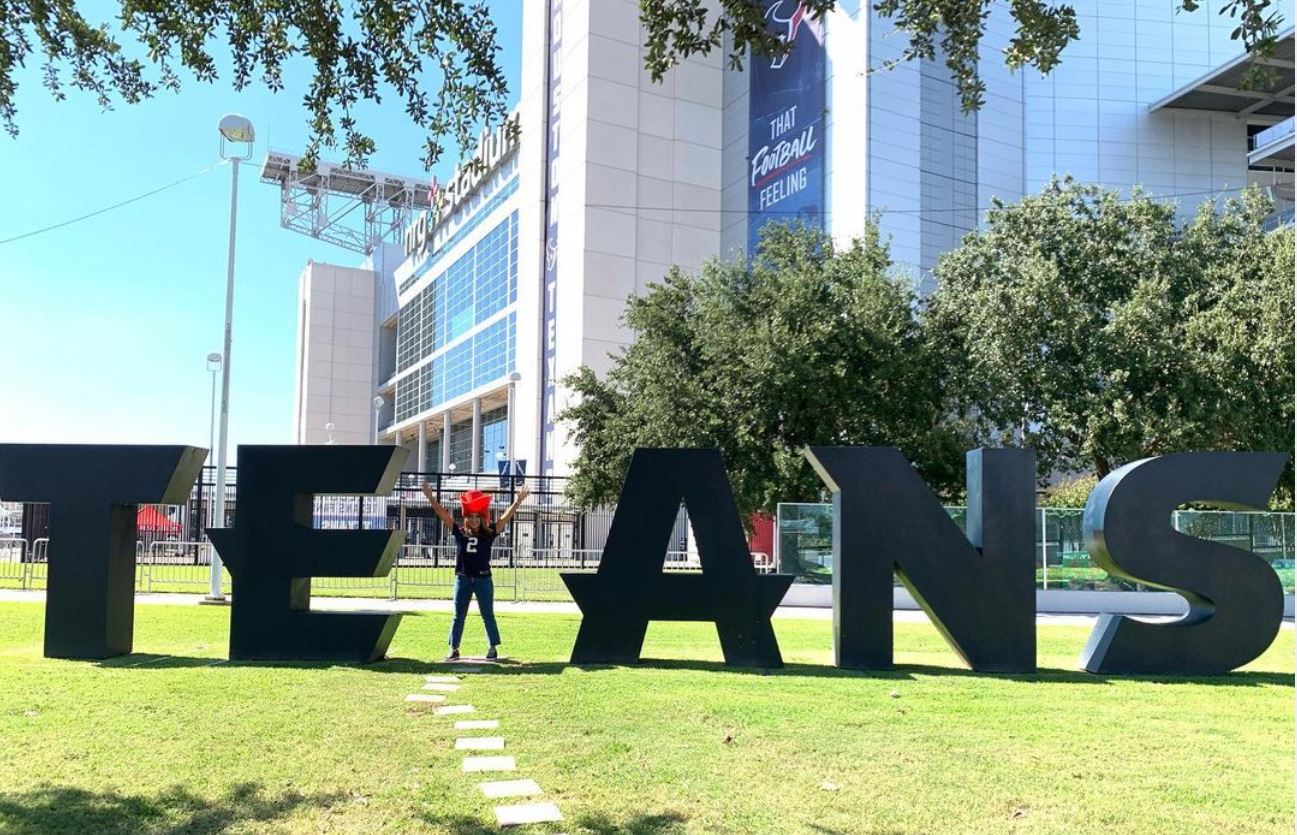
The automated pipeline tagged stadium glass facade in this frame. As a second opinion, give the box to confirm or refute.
[394,209,519,425]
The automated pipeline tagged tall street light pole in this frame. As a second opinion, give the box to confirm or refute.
[206,353,222,467]
[208,113,255,603]
[205,352,222,531]
[373,396,386,445]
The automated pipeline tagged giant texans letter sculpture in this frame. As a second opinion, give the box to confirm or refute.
[208,445,407,662]
[563,448,793,667]
[0,444,206,659]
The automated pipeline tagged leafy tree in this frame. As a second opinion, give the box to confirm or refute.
[924,179,1294,482]
[560,223,967,519]
[1038,474,1097,509]
[645,0,1284,113]
[0,0,510,169]
[1,1,1282,168]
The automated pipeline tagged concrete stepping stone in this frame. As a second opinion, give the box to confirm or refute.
[455,736,504,751]
[425,675,460,683]
[454,719,499,730]
[405,693,446,704]
[434,704,475,715]
[422,683,460,692]
[462,755,515,772]
[495,802,563,826]
[479,779,542,799]
[451,665,484,673]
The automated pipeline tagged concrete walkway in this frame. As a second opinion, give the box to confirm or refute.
[3,588,1288,628]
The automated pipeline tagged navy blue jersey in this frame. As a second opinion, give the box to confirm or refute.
[452,523,497,576]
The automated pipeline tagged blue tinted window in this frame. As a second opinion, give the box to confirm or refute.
[393,209,520,421]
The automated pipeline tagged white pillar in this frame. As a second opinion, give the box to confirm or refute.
[441,411,452,472]
[506,381,516,463]
[416,421,428,473]
[470,398,482,473]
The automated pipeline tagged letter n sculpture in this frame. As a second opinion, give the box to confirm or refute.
[563,448,793,667]
[208,445,407,662]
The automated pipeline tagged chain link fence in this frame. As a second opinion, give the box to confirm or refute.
[0,467,761,600]
[776,503,1295,593]
[7,471,1286,599]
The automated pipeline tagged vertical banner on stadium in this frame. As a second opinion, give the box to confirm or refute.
[539,0,562,477]
[748,1,826,255]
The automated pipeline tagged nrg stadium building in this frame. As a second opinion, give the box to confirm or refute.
[265,0,1292,485]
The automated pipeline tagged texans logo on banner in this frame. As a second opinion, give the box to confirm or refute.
[748,1,826,255]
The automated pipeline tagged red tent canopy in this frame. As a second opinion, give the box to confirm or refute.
[137,506,181,534]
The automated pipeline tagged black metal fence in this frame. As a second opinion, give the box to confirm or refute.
[14,467,628,566]
[2,467,718,599]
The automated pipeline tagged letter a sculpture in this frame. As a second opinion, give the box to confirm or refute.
[563,448,793,667]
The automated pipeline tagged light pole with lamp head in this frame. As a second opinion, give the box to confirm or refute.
[506,371,521,465]
[373,396,386,445]
[205,353,222,465]
[205,352,222,532]
[207,113,255,604]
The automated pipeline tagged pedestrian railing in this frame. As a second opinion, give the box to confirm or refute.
[0,538,27,586]
[0,533,793,600]
[141,541,219,592]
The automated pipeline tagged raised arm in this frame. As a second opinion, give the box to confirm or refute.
[420,482,456,528]
[495,486,531,528]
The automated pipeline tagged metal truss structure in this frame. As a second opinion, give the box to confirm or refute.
[260,151,433,255]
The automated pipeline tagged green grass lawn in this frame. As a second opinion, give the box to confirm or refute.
[0,602,1291,834]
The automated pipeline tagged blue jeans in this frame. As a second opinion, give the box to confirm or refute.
[449,574,501,649]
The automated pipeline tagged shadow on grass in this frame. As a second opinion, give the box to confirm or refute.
[402,656,1292,688]
[90,652,1292,687]
[83,606,1292,689]
[95,654,225,670]
[419,809,688,834]
[0,782,346,835]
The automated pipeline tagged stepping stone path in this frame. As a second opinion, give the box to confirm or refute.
[455,736,505,751]
[404,662,569,828]
[479,779,543,799]
[454,720,498,730]
[462,756,516,772]
[495,802,564,827]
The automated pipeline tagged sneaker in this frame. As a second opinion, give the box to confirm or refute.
[486,646,498,660]
[445,648,460,661]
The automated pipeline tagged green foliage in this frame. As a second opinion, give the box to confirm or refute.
[560,223,967,517]
[640,0,1281,113]
[925,179,1294,481]
[1,2,1281,167]
[1039,474,1098,509]
[0,0,510,169]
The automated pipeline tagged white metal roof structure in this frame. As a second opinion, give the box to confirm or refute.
[1150,28,1295,122]
[260,152,434,255]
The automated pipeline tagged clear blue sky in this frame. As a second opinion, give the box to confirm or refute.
[0,9,521,460]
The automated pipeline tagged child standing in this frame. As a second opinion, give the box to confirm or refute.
[421,484,530,660]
